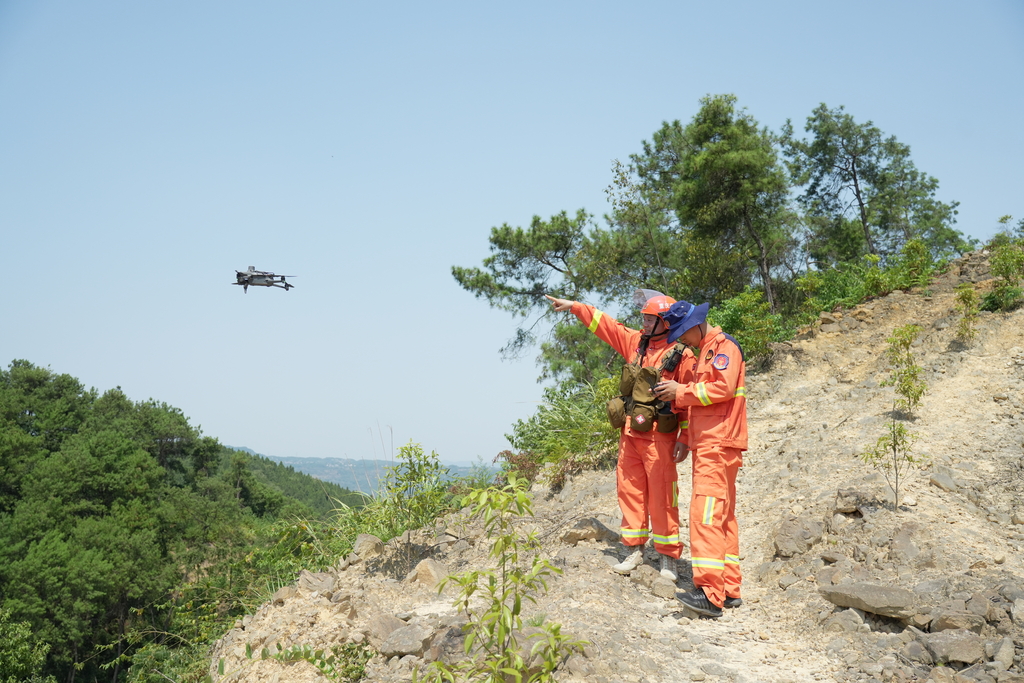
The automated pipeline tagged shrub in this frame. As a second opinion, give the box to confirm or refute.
[502,379,618,487]
[981,241,1024,312]
[708,288,790,362]
[861,324,929,510]
[417,474,586,683]
[953,283,980,344]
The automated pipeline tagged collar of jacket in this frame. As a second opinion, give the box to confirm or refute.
[696,326,724,354]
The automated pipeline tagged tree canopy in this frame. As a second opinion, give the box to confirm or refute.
[454,96,974,385]
[0,360,360,683]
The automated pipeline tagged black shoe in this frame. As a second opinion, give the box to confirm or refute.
[724,596,743,608]
[677,587,723,618]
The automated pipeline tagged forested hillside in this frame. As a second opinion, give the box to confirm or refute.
[0,361,362,683]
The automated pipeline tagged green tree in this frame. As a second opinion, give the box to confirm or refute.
[657,94,794,312]
[782,104,969,262]
[0,608,55,683]
[862,324,929,510]
[451,209,621,384]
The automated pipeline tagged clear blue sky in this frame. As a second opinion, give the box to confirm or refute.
[2,1,1021,466]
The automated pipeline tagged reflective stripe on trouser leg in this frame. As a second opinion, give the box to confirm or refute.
[689,492,726,607]
[616,435,682,557]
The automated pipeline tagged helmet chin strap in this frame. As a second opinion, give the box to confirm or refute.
[642,319,669,339]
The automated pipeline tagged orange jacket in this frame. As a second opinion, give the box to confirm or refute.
[571,302,690,443]
[672,326,747,452]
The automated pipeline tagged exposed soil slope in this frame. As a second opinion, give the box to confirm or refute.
[210,251,1024,683]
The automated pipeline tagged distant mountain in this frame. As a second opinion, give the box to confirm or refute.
[226,447,492,494]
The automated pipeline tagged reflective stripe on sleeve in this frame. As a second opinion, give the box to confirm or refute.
[734,387,746,398]
[680,421,689,429]
[725,554,741,565]
[587,310,604,333]
[696,382,712,406]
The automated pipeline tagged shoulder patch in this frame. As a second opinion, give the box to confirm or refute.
[713,353,730,370]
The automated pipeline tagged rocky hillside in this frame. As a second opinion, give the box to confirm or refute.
[208,251,1024,683]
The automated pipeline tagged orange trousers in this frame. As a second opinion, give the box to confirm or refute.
[688,446,742,608]
[616,435,682,559]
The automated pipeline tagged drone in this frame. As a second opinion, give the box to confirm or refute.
[233,266,295,293]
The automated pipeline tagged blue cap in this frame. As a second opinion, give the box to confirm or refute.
[664,300,710,343]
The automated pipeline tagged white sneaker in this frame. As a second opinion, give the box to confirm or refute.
[613,549,643,574]
[659,554,677,582]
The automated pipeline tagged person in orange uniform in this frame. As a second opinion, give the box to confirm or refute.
[653,300,746,618]
[545,291,689,581]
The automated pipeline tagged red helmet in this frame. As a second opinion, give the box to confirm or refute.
[641,295,676,317]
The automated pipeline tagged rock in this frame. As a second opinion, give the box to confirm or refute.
[379,623,433,658]
[651,577,677,599]
[629,564,660,589]
[822,608,864,632]
[331,592,357,620]
[820,312,840,324]
[701,661,737,677]
[993,636,1015,669]
[821,323,842,334]
[833,487,876,514]
[423,626,468,664]
[919,628,986,665]
[271,585,297,604]
[565,654,593,677]
[298,569,336,594]
[914,579,945,595]
[929,611,986,634]
[902,640,933,664]
[966,593,998,620]
[779,573,801,589]
[365,613,407,647]
[929,472,959,492]
[1011,598,1024,625]
[820,550,845,564]
[353,533,384,559]
[559,517,619,545]
[409,558,449,590]
[819,583,916,619]
[773,516,824,558]
[889,523,920,564]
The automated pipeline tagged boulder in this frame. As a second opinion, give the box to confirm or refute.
[353,533,385,559]
[298,569,336,594]
[559,517,619,545]
[929,473,959,493]
[833,487,876,514]
[629,564,660,589]
[379,623,433,658]
[822,608,864,632]
[365,613,407,647]
[918,628,986,665]
[888,524,920,564]
[774,516,824,558]
[819,583,916,619]
[409,558,449,590]
[651,577,677,600]
[929,611,986,634]
[271,584,297,604]
[424,626,468,664]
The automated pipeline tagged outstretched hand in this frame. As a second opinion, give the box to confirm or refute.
[544,294,574,312]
